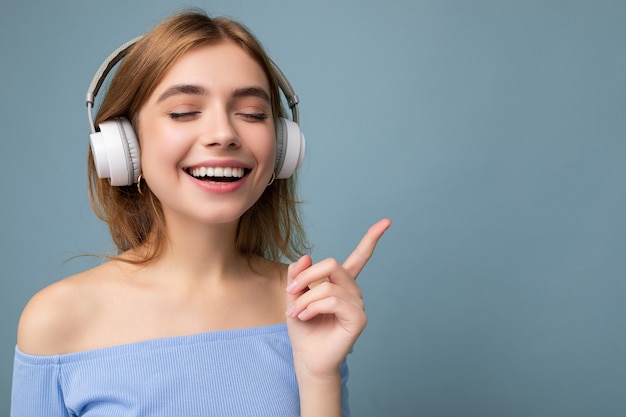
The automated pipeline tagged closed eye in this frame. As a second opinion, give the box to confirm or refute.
[168,111,201,121]
[238,112,268,121]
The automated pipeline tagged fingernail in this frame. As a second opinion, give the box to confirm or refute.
[285,305,296,317]
[286,279,297,293]
[288,257,303,279]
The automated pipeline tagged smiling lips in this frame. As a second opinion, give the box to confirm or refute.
[186,166,248,182]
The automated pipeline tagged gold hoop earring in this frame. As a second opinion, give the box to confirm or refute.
[137,173,144,195]
[267,172,276,186]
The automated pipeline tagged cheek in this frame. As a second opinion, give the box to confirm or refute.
[258,134,277,174]
[137,121,188,173]
[267,136,277,164]
[253,126,277,168]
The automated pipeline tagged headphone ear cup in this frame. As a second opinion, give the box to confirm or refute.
[274,117,305,179]
[89,117,141,186]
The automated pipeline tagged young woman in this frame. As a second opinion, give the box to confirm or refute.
[11,10,390,417]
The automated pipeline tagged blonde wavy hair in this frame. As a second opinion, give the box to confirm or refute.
[88,9,309,264]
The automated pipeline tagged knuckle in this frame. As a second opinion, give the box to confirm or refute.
[359,312,368,328]
[353,286,363,299]
[317,281,334,296]
[323,257,341,270]
[327,296,341,309]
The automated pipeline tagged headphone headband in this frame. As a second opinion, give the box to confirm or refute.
[86,36,300,131]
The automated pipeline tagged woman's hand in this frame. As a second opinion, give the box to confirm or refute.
[285,218,392,380]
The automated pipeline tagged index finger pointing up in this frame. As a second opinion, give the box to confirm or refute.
[343,218,392,279]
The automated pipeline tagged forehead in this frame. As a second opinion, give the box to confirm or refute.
[154,41,270,95]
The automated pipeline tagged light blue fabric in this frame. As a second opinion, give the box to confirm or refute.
[11,324,350,416]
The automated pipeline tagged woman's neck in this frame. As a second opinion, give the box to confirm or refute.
[133,214,249,287]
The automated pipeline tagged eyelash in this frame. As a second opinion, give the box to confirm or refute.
[168,112,200,120]
[167,112,268,121]
[239,113,268,121]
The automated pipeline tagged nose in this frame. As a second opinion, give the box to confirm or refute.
[201,107,241,149]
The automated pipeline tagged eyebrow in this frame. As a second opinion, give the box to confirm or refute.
[156,84,208,103]
[232,87,271,105]
[156,84,271,105]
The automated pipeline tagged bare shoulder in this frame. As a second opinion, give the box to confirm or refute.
[17,261,119,356]
[250,256,289,285]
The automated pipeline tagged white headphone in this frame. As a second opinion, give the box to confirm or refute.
[86,37,306,186]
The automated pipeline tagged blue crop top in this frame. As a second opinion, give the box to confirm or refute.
[11,323,350,416]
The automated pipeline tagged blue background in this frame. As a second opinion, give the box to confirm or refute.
[1,1,625,415]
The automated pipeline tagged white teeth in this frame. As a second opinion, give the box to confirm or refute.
[189,167,245,178]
